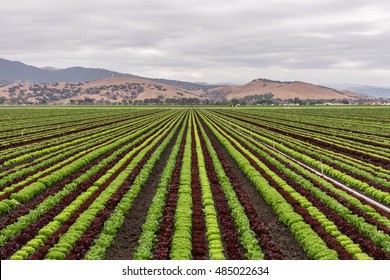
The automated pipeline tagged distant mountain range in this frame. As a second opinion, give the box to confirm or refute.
[0,57,375,104]
[322,84,390,98]
[0,58,137,83]
[344,86,390,98]
[0,58,214,90]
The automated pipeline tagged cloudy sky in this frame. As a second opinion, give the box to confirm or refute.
[2,0,390,86]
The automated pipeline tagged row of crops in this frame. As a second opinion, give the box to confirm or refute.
[0,106,389,260]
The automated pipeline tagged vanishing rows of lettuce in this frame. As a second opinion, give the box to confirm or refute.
[208,107,390,205]
[0,106,389,260]
[199,107,390,259]
[0,107,180,259]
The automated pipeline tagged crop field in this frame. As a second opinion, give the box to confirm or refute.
[0,106,390,260]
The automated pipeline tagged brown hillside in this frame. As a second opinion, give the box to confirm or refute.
[0,77,203,104]
[75,77,203,100]
[205,79,361,100]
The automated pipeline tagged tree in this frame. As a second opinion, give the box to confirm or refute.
[221,98,229,105]
[133,100,143,105]
[231,98,240,106]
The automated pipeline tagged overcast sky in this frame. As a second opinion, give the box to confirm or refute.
[2,0,390,86]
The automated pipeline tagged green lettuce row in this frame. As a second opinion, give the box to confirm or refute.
[1,148,92,197]
[6,113,182,258]
[5,112,174,206]
[132,113,188,260]
[193,117,225,260]
[223,124,373,260]
[0,111,129,158]
[0,108,161,150]
[257,138,390,231]
[2,143,94,187]
[0,108,149,142]
[1,112,156,167]
[195,112,264,260]
[210,112,390,205]
[289,140,390,188]
[0,111,170,194]
[206,110,390,185]
[0,109,163,164]
[0,112,166,198]
[200,110,338,260]
[0,111,163,183]
[42,116,179,260]
[252,118,390,187]
[169,113,193,260]
[0,115,173,248]
[218,109,389,160]
[237,114,390,180]
[210,108,390,177]
[84,111,186,260]
[272,133,390,185]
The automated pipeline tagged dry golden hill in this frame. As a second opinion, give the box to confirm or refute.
[0,77,203,104]
[204,79,361,100]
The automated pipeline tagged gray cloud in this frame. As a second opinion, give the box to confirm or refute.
[1,0,390,86]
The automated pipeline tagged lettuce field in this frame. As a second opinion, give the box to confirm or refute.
[0,106,390,260]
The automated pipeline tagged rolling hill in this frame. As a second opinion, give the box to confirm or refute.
[0,77,204,104]
[0,58,365,104]
[204,79,360,100]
